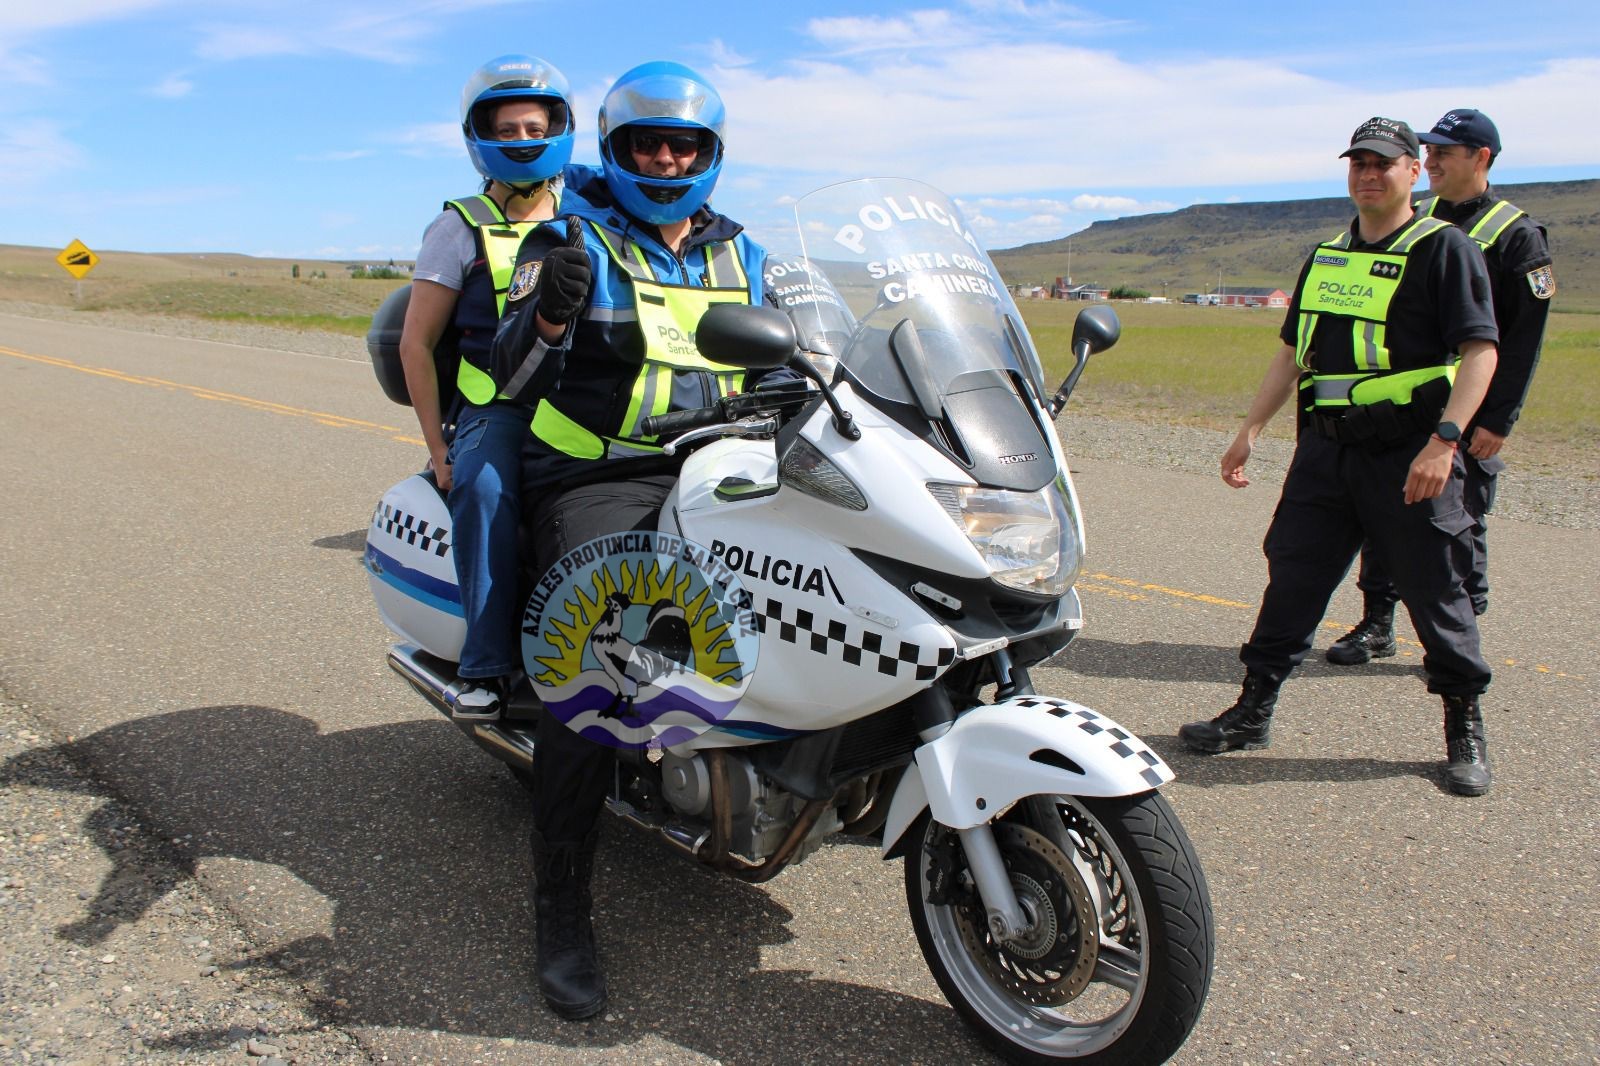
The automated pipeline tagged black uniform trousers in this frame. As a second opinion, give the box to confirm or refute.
[1353,450,1504,616]
[1240,429,1491,697]
[524,471,679,844]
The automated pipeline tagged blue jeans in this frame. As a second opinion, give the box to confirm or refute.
[446,403,531,679]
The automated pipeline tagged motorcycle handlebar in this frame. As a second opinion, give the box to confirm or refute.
[641,405,726,438]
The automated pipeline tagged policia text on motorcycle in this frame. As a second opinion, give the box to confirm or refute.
[1326,107,1555,666]
[1178,117,1501,798]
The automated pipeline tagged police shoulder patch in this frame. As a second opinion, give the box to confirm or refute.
[1526,265,1556,300]
[508,260,541,303]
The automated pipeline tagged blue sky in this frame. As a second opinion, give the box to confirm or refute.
[2,0,1596,261]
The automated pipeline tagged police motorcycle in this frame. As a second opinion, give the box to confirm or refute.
[365,177,1213,1064]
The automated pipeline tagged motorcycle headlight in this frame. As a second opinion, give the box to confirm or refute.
[927,482,1081,597]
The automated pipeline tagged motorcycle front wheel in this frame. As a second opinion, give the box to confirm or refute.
[905,791,1213,1065]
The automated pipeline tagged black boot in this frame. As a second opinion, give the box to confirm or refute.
[531,829,607,1020]
[1326,597,1397,665]
[1179,672,1280,754]
[1442,694,1492,796]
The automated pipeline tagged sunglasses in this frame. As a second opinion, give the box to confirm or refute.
[629,130,701,157]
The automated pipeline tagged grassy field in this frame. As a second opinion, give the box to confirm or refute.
[0,243,404,334]
[1022,300,1598,475]
[2,242,1594,476]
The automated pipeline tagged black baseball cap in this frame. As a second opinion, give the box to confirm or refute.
[1416,109,1501,156]
[1339,117,1420,159]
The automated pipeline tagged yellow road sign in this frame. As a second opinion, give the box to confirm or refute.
[56,239,99,280]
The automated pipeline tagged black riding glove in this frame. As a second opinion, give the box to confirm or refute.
[535,247,591,325]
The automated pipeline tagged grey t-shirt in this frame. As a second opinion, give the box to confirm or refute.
[411,178,566,292]
[412,209,477,292]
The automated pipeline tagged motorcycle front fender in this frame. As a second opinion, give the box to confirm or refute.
[881,696,1175,858]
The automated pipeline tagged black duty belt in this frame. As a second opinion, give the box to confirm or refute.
[1311,398,1437,448]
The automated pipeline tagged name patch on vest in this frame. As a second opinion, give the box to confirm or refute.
[1314,253,1349,267]
[507,260,541,303]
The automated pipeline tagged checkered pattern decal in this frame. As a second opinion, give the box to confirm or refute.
[1015,697,1170,788]
[755,597,955,681]
[373,502,451,559]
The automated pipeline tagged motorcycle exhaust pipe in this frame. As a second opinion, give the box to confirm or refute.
[386,643,536,772]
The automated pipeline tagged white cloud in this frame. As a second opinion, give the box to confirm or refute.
[712,28,1600,202]
[0,118,85,187]
[0,0,173,36]
[149,72,193,98]
[192,0,520,63]
[296,149,374,162]
[389,122,461,157]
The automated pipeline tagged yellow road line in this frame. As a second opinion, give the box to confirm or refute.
[0,345,409,439]
[1078,570,1582,680]
[6,342,1580,681]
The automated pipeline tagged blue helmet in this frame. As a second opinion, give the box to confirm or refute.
[597,61,725,224]
[460,54,574,190]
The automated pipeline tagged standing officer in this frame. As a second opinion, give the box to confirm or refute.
[1327,108,1555,664]
[490,61,771,1020]
[1177,118,1501,797]
[398,55,576,719]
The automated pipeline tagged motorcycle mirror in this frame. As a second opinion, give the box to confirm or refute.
[1049,305,1122,417]
[1072,304,1121,356]
[696,304,797,370]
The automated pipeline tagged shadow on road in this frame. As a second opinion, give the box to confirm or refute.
[2,706,974,1062]
[1047,637,1424,685]
[312,529,367,552]
[1137,731,1441,790]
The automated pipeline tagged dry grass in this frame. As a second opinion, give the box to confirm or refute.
[2,242,1592,477]
[1020,300,1599,477]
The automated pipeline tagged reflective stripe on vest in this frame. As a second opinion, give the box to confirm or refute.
[531,220,753,459]
[445,194,547,405]
[1418,195,1526,251]
[1294,216,1456,410]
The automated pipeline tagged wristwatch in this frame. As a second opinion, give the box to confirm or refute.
[1434,420,1462,444]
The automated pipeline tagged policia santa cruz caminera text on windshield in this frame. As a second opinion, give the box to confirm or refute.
[1178,117,1501,798]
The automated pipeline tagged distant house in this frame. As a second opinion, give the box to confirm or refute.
[1051,277,1110,300]
[1216,286,1289,308]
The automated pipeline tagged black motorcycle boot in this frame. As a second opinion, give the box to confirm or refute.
[531,829,607,1020]
[1179,671,1281,754]
[1326,597,1397,665]
[1442,694,1492,797]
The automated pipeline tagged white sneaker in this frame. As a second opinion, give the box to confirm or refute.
[451,678,504,721]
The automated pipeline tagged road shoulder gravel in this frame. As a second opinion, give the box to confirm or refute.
[0,690,373,1065]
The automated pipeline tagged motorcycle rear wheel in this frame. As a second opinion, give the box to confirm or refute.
[905,791,1213,1065]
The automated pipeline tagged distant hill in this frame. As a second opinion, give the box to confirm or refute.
[991,178,1600,310]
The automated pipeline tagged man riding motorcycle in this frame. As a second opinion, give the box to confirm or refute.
[490,60,779,1021]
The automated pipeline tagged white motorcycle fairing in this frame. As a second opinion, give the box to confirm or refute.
[881,695,1175,856]
[365,474,466,661]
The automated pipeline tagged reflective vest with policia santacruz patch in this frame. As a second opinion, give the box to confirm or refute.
[1415,195,1524,252]
[445,194,550,407]
[1416,194,1556,300]
[530,220,754,460]
[1294,215,1458,433]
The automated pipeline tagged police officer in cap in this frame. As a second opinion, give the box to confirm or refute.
[1327,108,1555,665]
[490,61,775,1021]
[1178,117,1501,797]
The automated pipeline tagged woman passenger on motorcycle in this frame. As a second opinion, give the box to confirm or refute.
[489,61,779,1022]
[398,55,583,720]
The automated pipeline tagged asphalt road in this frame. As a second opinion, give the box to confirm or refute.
[2,311,1597,1065]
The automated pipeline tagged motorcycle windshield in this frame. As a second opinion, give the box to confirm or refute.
[792,178,1051,432]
